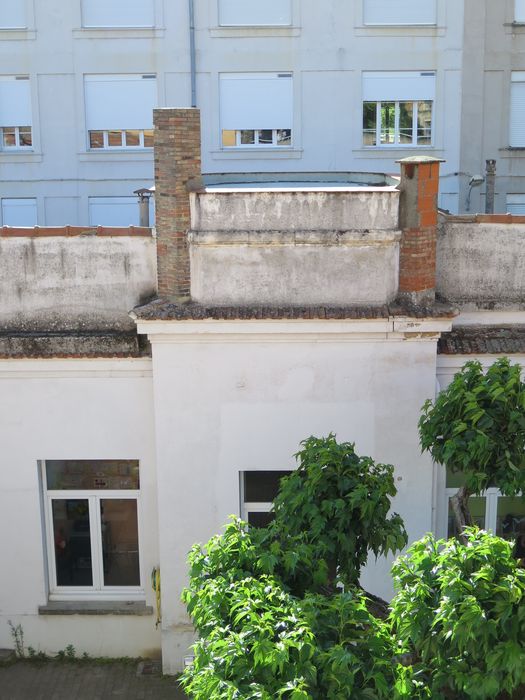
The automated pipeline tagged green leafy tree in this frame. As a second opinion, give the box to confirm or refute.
[419,358,525,538]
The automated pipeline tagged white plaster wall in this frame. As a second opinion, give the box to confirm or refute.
[142,320,440,672]
[0,358,160,658]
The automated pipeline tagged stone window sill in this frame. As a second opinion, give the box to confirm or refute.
[0,29,36,40]
[209,26,300,38]
[39,601,153,616]
[73,28,165,39]
[354,25,445,37]
[211,148,303,160]
[499,148,525,158]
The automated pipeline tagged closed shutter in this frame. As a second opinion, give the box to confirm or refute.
[516,0,525,22]
[219,0,292,26]
[0,5,26,28]
[82,0,154,27]
[507,195,525,214]
[84,74,156,131]
[364,0,436,25]
[510,74,525,147]
[2,199,37,226]
[88,197,139,226]
[362,72,435,102]
[220,73,293,130]
[0,76,32,126]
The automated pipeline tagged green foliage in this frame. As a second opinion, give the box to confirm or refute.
[390,529,525,699]
[419,358,525,495]
[8,621,25,658]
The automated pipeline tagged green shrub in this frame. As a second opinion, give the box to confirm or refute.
[390,529,525,699]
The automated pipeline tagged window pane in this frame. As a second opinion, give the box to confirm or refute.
[19,127,32,147]
[100,499,140,586]
[3,127,16,147]
[46,460,140,490]
[497,497,525,540]
[380,102,396,144]
[248,511,275,528]
[417,101,433,145]
[363,102,377,145]
[143,129,154,147]
[222,129,236,147]
[448,497,486,538]
[108,130,123,147]
[244,471,292,503]
[52,499,93,586]
[240,130,255,145]
[399,102,414,144]
[276,129,292,146]
[125,130,140,146]
[89,131,104,148]
[258,129,273,145]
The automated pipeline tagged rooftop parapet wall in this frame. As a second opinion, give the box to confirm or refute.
[436,217,525,307]
[1,231,157,333]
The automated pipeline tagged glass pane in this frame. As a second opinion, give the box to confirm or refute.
[125,130,140,147]
[399,102,414,144]
[52,499,93,586]
[497,497,525,541]
[89,131,104,149]
[143,129,154,147]
[19,127,32,147]
[258,129,273,145]
[244,471,292,503]
[417,101,433,145]
[240,130,255,145]
[448,496,486,538]
[362,102,377,146]
[108,130,123,147]
[46,460,140,490]
[248,511,274,528]
[222,129,236,147]
[380,102,396,144]
[277,129,292,146]
[101,500,140,586]
[3,127,16,147]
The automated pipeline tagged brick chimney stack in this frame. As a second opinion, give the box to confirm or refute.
[397,156,443,306]
[153,108,202,301]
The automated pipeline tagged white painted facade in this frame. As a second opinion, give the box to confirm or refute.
[3,0,525,222]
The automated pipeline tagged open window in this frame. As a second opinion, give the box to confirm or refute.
[81,0,155,28]
[510,72,525,148]
[218,0,292,26]
[84,74,156,150]
[0,76,32,150]
[240,471,292,528]
[363,0,436,25]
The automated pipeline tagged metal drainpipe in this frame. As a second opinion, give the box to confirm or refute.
[189,0,197,107]
[485,159,496,214]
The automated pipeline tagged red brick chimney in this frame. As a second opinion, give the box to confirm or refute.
[153,108,202,301]
[397,156,443,305]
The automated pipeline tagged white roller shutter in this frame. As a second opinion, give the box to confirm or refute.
[364,0,436,25]
[362,72,436,102]
[219,0,292,26]
[510,74,525,147]
[84,74,156,131]
[0,76,32,125]
[82,0,154,27]
[220,73,293,130]
[88,197,139,226]
[516,0,525,22]
[507,195,525,214]
[0,4,27,28]
[2,199,37,226]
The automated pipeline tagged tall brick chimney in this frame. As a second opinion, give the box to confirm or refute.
[153,108,202,301]
[397,156,443,306]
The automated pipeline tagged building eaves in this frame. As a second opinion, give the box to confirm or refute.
[438,326,525,355]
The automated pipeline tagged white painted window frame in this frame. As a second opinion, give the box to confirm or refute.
[444,487,523,538]
[42,464,143,601]
[224,128,292,149]
[88,129,153,150]
[0,126,32,150]
[363,100,433,148]
[239,471,293,523]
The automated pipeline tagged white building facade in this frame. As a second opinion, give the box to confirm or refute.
[2,0,525,225]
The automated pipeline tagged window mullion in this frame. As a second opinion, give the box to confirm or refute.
[394,102,400,145]
[90,496,103,590]
[46,496,59,591]
[376,102,381,146]
[413,101,417,146]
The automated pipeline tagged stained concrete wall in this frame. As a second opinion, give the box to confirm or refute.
[436,220,525,305]
[0,235,157,331]
[189,189,401,305]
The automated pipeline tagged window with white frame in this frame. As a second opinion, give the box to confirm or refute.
[81,0,154,28]
[240,471,292,528]
[84,74,156,150]
[363,0,436,26]
[0,76,32,150]
[218,0,292,26]
[43,460,142,596]
[1,198,37,226]
[516,0,525,23]
[445,468,525,544]
[362,71,435,147]
[510,72,525,147]
[507,194,525,215]
[220,73,293,149]
[0,4,27,28]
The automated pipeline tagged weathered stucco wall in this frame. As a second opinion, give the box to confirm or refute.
[437,220,525,306]
[1,235,157,331]
[190,189,401,306]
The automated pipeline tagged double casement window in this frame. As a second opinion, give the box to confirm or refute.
[218,0,292,26]
[362,71,435,147]
[507,194,525,215]
[363,0,436,26]
[81,0,154,28]
[240,471,292,528]
[516,0,525,23]
[220,73,293,149]
[0,5,26,28]
[1,198,37,226]
[510,72,525,148]
[84,74,156,150]
[43,460,142,597]
[0,76,32,150]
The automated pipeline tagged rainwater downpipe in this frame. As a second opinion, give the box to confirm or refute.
[189,0,197,107]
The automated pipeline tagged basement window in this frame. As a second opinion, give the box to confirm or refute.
[240,470,292,528]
